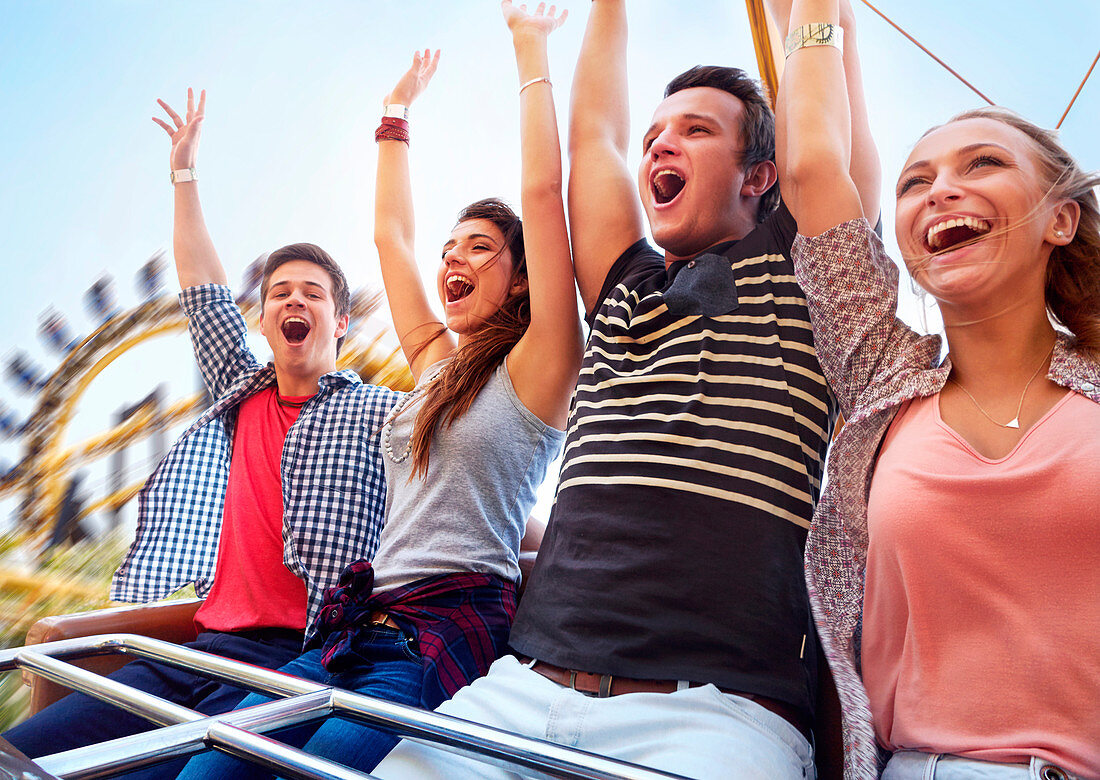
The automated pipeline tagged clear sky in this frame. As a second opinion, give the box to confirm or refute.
[0,0,1096,530]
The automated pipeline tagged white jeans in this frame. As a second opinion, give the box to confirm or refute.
[883,751,1082,780]
[373,655,815,780]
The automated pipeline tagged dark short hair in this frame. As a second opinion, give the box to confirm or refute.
[664,65,779,222]
[260,242,351,351]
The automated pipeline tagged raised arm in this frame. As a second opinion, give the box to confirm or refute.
[501,1,583,430]
[153,89,228,289]
[373,50,453,381]
[770,0,879,234]
[836,0,881,226]
[773,0,926,413]
[566,0,646,313]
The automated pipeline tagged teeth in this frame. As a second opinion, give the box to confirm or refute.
[927,216,991,249]
[652,169,686,202]
[445,273,475,301]
[281,316,310,343]
[654,170,684,187]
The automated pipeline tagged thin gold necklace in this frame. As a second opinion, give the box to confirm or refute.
[945,342,1056,430]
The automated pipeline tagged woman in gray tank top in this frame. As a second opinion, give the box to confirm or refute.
[176,4,581,779]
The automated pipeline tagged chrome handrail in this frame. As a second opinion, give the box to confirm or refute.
[38,692,338,780]
[1,634,689,780]
[17,650,203,727]
[204,723,379,780]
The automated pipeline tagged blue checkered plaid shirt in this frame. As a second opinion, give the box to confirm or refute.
[110,284,401,642]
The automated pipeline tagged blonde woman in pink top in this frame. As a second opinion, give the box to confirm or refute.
[773,0,1100,778]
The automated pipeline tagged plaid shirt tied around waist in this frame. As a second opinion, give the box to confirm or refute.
[314,560,517,708]
[110,284,401,642]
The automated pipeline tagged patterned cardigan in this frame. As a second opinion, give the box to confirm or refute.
[791,219,1100,779]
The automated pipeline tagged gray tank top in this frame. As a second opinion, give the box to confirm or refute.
[370,357,564,594]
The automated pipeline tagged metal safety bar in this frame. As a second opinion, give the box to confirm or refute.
[32,691,337,780]
[0,634,690,780]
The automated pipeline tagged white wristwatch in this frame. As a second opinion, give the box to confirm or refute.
[784,23,844,58]
[383,104,409,121]
[170,167,198,184]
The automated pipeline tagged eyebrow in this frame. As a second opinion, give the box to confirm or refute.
[269,280,327,293]
[898,142,1013,179]
[642,112,718,142]
[442,233,499,251]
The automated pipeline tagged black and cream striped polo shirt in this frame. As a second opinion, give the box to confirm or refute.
[512,203,837,717]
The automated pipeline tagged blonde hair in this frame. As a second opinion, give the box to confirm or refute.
[940,107,1100,357]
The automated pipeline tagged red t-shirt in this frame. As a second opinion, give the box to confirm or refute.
[194,386,313,634]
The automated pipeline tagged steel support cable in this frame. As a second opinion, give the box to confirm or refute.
[1056,48,1100,128]
[860,2,1097,131]
[858,0,995,106]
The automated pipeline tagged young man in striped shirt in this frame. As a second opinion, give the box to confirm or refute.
[375,1,879,777]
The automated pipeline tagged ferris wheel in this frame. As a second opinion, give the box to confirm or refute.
[0,250,412,548]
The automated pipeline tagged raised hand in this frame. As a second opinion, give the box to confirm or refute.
[153,88,205,171]
[385,49,441,107]
[501,1,568,38]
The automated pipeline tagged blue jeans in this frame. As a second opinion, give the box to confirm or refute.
[2,628,303,780]
[883,752,1083,780]
[177,625,423,779]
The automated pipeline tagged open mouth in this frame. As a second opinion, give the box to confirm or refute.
[926,216,991,253]
[281,316,310,344]
[652,169,686,205]
[445,273,475,303]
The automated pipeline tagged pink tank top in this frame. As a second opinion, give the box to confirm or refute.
[194,386,311,634]
[864,390,1100,777]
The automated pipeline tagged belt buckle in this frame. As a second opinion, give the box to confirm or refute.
[558,665,613,698]
[369,611,396,629]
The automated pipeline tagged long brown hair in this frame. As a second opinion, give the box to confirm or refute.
[408,198,530,478]
[945,108,1100,357]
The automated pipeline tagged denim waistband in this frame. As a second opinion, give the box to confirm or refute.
[883,751,1080,780]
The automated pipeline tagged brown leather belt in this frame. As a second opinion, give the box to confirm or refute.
[368,611,400,629]
[522,658,811,743]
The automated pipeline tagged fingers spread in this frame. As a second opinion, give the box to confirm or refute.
[157,99,184,127]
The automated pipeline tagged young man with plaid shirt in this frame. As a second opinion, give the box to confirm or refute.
[3,89,399,771]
